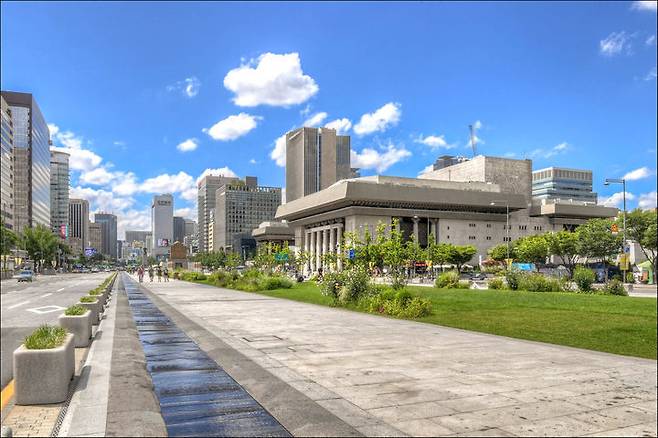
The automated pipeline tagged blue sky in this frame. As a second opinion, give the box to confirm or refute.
[1,1,656,238]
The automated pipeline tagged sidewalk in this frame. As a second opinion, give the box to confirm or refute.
[132,274,657,437]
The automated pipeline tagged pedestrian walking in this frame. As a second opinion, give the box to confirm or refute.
[138,266,144,283]
[156,266,162,282]
[164,267,169,282]
[148,266,154,282]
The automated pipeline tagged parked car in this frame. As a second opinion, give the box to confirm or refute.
[17,270,34,282]
[470,272,487,281]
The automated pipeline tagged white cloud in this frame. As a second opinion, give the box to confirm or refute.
[203,113,260,141]
[303,112,327,127]
[350,142,411,173]
[529,142,570,159]
[353,103,401,136]
[646,35,656,45]
[638,191,658,210]
[174,207,195,220]
[167,76,201,98]
[600,191,636,208]
[645,66,657,81]
[417,164,435,178]
[177,138,198,152]
[324,118,352,135]
[623,166,654,180]
[70,185,135,212]
[249,159,257,164]
[140,172,195,195]
[49,123,102,171]
[415,134,453,149]
[472,120,483,130]
[116,208,151,241]
[271,134,287,167]
[631,1,657,12]
[195,167,239,185]
[223,52,318,107]
[113,140,126,146]
[599,31,632,56]
[112,172,140,197]
[79,167,116,186]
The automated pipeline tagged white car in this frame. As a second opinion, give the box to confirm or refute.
[17,270,35,282]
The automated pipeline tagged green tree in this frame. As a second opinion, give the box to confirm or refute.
[21,224,59,272]
[446,245,477,273]
[514,235,549,268]
[623,209,657,281]
[545,231,580,277]
[382,218,407,289]
[487,244,514,263]
[0,219,19,272]
[576,218,622,264]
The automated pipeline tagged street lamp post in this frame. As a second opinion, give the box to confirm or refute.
[604,178,627,283]
[491,200,510,261]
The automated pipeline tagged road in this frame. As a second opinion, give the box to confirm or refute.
[0,272,111,389]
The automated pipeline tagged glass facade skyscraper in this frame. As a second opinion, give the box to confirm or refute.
[50,150,70,237]
[0,96,14,229]
[94,213,118,259]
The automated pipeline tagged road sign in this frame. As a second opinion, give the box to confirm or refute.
[619,254,629,271]
[274,252,288,262]
[611,223,619,233]
[348,249,356,260]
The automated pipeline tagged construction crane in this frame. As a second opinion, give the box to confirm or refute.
[469,124,477,157]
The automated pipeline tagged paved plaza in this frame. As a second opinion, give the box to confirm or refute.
[133,275,657,437]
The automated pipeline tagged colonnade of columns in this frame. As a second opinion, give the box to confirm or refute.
[410,217,439,244]
[304,223,344,274]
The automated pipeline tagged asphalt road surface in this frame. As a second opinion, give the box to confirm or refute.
[0,272,111,389]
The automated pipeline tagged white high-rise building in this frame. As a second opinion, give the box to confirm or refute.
[151,194,173,260]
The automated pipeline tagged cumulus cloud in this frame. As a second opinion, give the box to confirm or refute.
[167,76,201,98]
[645,66,657,81]
[631,1,657,11]
[271,134,287,167]
[140,172,195,195]
[174,207,196,220]
[599,31,632,56]
[350,142,411,173]
[195,167,239,185]
[49,123,103,171]
[79,167,116,186]
[638,191,658,209]
[353,103,401,136]
[324,118,352,135]
[647,35,657,45]
[116,208,152,241]
[177,138,198,152]
[417,164,435,178]
[203,113,261,141]
[415,134,453,149]
[623,166,654,180]
[600,191,636,208]
[529,142,570,159]
[70,185,135,212]
[303,112,327,127]
[223,52,318,107]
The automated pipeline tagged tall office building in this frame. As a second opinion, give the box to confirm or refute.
[197,174,238,252]
[94,213,118,258]
[183,219,197,253]
[0,96,14,229]
[125,230,150,246]
[173,216,185,243]
[151,194,173,259]
[1,91,51,232]
[89,222,102,254]
[285,127,350,203]
[50,150,70,237]
[68,199,89,256]
[214,176,281,253]
[532,167,597,204]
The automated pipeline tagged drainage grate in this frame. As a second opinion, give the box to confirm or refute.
[122,276,291,437]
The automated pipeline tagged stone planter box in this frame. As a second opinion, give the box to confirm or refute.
[14,334,75,405]
[58,311,92,347]
[79,299,102,324]
[91,293,106,307]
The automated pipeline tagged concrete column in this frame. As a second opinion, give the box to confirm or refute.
[315,230,322,271]
[337,225,343,271]
[305,231,311,275]
[329,226,336,272]
[322,229,329,270]
[412,216,420,243]
[310,231,316,273]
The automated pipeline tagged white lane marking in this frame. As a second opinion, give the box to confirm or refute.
[41,293,53,298]
[8,300,31,309]
[27,305,66,314]
[57,287,66,292]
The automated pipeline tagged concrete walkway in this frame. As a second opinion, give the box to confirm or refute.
[133,275,657,437]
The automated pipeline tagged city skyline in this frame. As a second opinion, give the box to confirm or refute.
[1,1,656,240]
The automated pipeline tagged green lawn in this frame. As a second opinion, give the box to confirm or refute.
[244,282,657,359]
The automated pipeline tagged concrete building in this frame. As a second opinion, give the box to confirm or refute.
[1,91,51,232]
[197,174,239,252]
[1,96,14,229]
[94,213,117,259]
[432,155,471,171]
[276,156,618,274]
[173,216,185,243]
[50,150,70,237]
[213,176,281,253]
[207,212,215,253]
[68,199,89,256]
[252,221,295,248]
[125,230,150,247]
[532,167,597,204]
[151,194,173,260]
[88,222,102,254]
[285,127,351,203]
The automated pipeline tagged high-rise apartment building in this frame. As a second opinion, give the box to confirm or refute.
[151,194,173,259]
[68,198,89,256]
[532,167,597,204]
[1,91,51,232]
[94,213,117,258]
[0,96,14,229]
[285,127,350,203]
[213,176,281,252]
[197,174,238,252]
[89,222,102,254]
[173,216,185,243]
[50,150,70,237]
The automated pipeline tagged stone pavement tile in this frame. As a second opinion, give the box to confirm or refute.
[392,418,454,437]
[436,394,520,413]
[368,401,455,422]
[631,400,658,413]
[564,389,649,410]
[355,422,408,437]
[583,422,658,437]
[286,379,342,401]
[500,385,583,403]
[266,365,308,383]
[316,398,380,428]
[570,405,657,431]
[447,427,516,437]
[500,415,598,437]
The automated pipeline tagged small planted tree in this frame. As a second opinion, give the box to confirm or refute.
[383,219,407,289]
[514,235,549,269]
[446,245,477,273]
[545,231,580,277]
[624,209,657,283]
[576,218,622,280]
